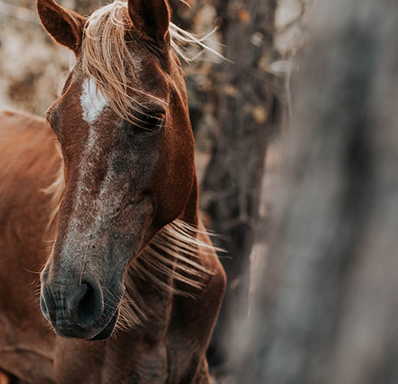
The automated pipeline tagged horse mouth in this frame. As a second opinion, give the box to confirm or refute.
[89,309,119,340]
[48,308,120,341]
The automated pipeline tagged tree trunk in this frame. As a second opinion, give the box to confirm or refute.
[236,0,398,383]
[201,0,278,371]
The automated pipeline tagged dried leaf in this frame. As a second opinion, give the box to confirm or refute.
[225,84,238,97]
[253,106,268,124]
[239,9,251,23]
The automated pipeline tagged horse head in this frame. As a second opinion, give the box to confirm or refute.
[38,0,196,340]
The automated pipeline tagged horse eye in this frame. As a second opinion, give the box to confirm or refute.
[135,112,165,131]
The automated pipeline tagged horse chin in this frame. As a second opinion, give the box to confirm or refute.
[89,309,119,341]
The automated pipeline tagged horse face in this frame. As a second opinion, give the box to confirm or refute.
[38,0,195,340]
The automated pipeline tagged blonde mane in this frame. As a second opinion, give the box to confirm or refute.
[121,220,218,327]
[81,0,220,123]
[45,0,221,328]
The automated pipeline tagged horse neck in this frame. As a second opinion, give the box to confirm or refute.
[122,171,203,328]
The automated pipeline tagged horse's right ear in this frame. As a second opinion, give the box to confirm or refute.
[37,0,86,55]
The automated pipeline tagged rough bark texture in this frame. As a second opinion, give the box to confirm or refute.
[201,0,278,371]
[237,0,398,383]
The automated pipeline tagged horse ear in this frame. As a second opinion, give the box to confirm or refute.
[37,0,86,54]
[128,0,171,45]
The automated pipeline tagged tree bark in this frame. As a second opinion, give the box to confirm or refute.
[201,0,278,371]
[236,0,398,383]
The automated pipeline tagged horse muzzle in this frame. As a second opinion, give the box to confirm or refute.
[40,274,119,340]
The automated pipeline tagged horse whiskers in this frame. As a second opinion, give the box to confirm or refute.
[101,286,123,306]
[23,267,42,275]
[33,288,41,297]
[100,289,135,330]
[42,238,56,244]
[30,276,41,287]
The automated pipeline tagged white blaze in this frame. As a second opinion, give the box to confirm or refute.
[81,78,108,124]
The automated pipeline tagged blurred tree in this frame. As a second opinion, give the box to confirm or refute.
[200,0,279,373]
[235,0,398,383]
[73,0,107,15]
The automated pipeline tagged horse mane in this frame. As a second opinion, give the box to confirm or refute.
[44,0,221,328]
[81,0,219,123]
[121,220,218,327]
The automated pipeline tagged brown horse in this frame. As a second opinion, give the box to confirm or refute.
[0,0,225,383]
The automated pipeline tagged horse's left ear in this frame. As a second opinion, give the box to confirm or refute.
[37,0,86,55]
[128,0,171,45]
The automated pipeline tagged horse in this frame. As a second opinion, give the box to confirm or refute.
[0,0,226,383]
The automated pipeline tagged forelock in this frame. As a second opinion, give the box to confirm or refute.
[80,0,221,123]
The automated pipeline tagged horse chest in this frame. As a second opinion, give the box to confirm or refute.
[54,337,168,384]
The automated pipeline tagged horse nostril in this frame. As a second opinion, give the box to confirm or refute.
[68,281,103,328]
